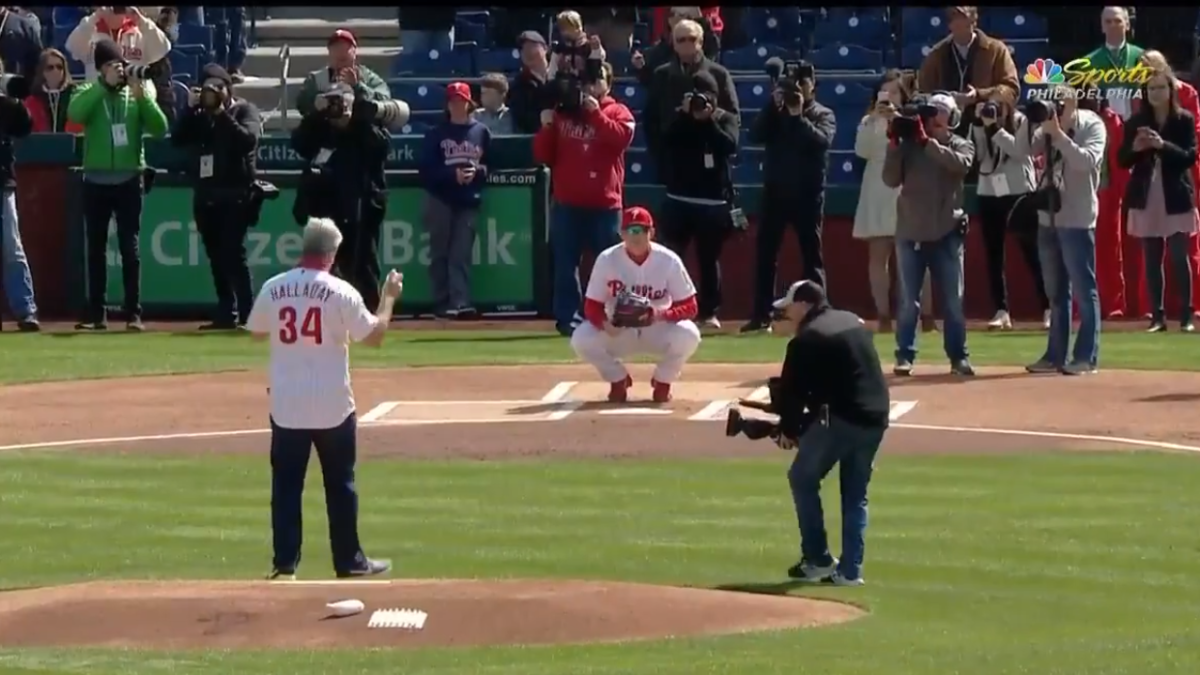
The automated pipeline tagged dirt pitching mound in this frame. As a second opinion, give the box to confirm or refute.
[0,579,864,649]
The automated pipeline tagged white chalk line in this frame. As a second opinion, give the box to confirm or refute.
[891,423,1200,453]
[889,401,918,422]
[359,401,399,423]
[746,386,770,402]
[689,400,732,422]
[541,381,578,403]
[269,579,393,586]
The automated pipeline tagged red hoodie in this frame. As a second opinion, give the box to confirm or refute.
[533,96,635,210]
[652,7,723,43]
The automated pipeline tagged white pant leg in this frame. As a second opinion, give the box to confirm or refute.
[638,320,702,383]
[571,322,636,382]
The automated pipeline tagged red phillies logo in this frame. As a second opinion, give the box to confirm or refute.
[607,280,667,300]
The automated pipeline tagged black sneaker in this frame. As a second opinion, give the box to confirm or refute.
[336,558,392,579]
[739,318,772,334]
[1147,319,1167,333]
[786,558,838,582]
[950,359,976,376]
[893,359,914,376]
[266,568,296,581]
[17,318,40,332]
[455,305,478,320]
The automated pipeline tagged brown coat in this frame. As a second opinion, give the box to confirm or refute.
[917,30,1019,105]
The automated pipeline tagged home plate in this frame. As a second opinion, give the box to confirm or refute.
[598,407,675,416]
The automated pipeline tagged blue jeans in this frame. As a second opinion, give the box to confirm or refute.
[1,190,37,320]
[787,415,886,581]
[551,203,621,328]
[400,28,455,57]
[1037,226,1100,367]
[270,413,367,575]
[894,228,968,363]
[212,6,247,70]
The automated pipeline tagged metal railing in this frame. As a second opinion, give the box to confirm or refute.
[277,44,292,130]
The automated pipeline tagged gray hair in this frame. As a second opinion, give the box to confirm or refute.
[302,217,343,256]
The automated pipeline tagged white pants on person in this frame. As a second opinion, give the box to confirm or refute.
[571,320,702,384]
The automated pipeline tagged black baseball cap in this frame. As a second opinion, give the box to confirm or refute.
[773,280,826,309]
[518,30,546,47]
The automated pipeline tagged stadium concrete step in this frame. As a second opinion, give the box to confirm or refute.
[253,18,400,45]
[262,6,400,22]
[242,45,399,87]
[233,75,304,112]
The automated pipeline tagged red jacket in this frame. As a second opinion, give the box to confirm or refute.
[533,96,635,210]
[23,89,84,134]
[1098,106,1127,197]
[652,6,722,43]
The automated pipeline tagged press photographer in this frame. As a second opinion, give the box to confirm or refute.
[68,37,169,332]
[880,92,975,375]
[993,87,1106,374]
[657,71,740,329]
[170,64,264,331]
[742,58,835,334]
[0,67,36,332]
[726,280,889,586]
[290,82,403,311]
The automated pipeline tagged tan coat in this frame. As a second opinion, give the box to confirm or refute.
[917,30,1018,105]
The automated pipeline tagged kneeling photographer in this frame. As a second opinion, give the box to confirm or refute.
[726,280,889,586]
[657,71,740,328]
[881,93,975,376]
[171,64,263,330]
[993,89,1106,373]
[290,82,406,311]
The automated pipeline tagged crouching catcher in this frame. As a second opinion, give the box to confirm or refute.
[571,206,701,403]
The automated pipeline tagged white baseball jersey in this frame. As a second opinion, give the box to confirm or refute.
[246,268,380,430]
[585,242,697,315]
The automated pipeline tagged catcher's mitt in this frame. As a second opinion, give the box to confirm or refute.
[611,291,655,328]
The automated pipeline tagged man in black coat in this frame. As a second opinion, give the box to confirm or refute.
[170,64,262,330]
[769,280,890,587]
[508,30,553,135]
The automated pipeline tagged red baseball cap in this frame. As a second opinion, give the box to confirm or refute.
[621,206,654,231]
[329,29,357,48]
[446,81,473,103]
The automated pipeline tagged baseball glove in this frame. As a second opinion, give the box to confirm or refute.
[610,291,655,328]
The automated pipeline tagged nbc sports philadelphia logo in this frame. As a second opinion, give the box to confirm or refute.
[1022,58,1147,102]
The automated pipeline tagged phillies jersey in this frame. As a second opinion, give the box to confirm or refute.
[585,242,697,316]
[246,268,380,430]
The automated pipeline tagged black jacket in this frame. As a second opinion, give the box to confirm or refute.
[0,9,42,78]
[1118,106,1199,215]
[643,55,739,163]
[509,67,552,135]
[0,93,32,189]
[777,304,890,438]
[750,99,837,197]
[660,108,738,200]
[171,97,262,195]
[290,100,390,222]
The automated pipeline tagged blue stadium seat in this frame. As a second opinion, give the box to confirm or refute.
[625,148,655,183]
[980,9,1048,40]
[391,80,447,111]
[742,7,806,45]
[633,123,647,148]
[828,151,863,185]
[171,72,193,86]
[900,43,935,69]
[1005,38,1049,72]
[607,49,634,76]
[830,108,860,151]
[52,7,83,27]
[808,44,883,72]
[168,50,200,81]
[614,81,647,110]
[455,21,490,48]
[734,78,772,109]
[477,47,521,74]
[170,80,191,118]
[395,46,474,77]
[721,46,765,72]
[409,110,445,128]
[901,7,947,45]
[52,25,72,52]
[822,77,874,109]
[733,148,764,184]
[632,22,651,46]
[177,24,213,53]
[400,119,434,135]
[816,10,891,47]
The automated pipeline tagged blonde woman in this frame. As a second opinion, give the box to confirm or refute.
[853,69,934,333]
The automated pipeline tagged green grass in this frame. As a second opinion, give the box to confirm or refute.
[0,453,1198,674]
[2,329,1200,383]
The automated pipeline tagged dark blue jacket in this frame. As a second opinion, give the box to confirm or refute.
[418,118,491,208]
[0,9,42,78]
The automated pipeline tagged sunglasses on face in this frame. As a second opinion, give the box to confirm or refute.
[675,35,699,44]
[44,63,64,71]
[625,226,648,235]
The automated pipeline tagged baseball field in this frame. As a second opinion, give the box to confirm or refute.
[1,323,1199,674]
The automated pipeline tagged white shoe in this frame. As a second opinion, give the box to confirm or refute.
[701,316,721,330]
[987,310,1012,330]
[825,572,865,587]
[1043,309,1052,330]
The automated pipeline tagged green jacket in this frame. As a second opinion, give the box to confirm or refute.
[1079,42,1145,87]
[67,80,169,171]
[296,64,391,117]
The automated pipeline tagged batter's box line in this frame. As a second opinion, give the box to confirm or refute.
[890,401,918,422]
[688,399,918,423]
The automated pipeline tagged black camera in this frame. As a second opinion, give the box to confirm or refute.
[765,57,813,108]
[553,73,585,113]
[688,91,711,113]
[0,74,29,100]
[725,409,780,441]
[890,95,939,141]
[322,91,348,118]
[1023,98,1061,125]
[124,64,151,81]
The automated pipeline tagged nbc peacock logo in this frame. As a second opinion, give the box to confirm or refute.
[1024,59,1065,85]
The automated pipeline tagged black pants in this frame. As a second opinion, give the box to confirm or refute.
[1142,233,1193,323]
[977,193,1049,312]
[332,197,384,312]
[658,198,728,318]
[195,195,254,324]
[83,178,143,321]
[753,191,825,319]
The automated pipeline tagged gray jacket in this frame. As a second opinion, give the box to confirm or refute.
[993,109,1107,229]
[473,106,515,135]
[881,134,975,242]
[971,112,1037,197]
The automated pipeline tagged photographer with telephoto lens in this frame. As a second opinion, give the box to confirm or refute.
[290,81,394,312]
[994,85,1107,374]
[726,279,889,587]
[170,63,263,330]
[68,37,169,331]
[881,92,975,376]
[741,58,835,333]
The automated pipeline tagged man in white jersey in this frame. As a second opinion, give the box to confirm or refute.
[571,206,702,403]
[246,217,403,580]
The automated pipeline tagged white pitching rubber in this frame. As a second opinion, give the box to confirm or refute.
[367,607,428,630]
[325,599,366,617]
